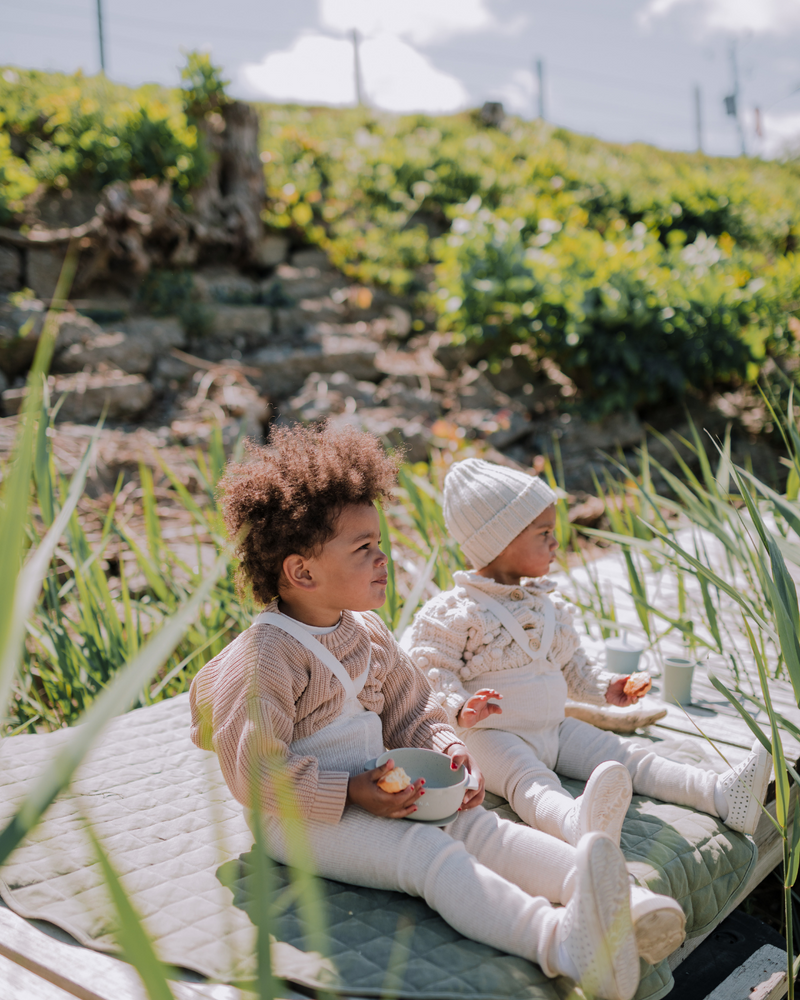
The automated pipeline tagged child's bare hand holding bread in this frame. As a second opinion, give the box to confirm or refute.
[347,759,426,818]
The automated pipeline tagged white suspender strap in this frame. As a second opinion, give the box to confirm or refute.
[462,584,556,663]
[253,612,369,699]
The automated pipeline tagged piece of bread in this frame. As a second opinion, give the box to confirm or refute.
[623,671,652,698]
[378,766,412,794]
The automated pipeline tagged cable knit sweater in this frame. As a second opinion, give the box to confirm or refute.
[404,571,616,728]
[190,600,461,824]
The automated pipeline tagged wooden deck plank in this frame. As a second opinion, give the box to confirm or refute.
[0,905,247,1000]
[669,789,795,972]
[0,951,80,1000]
[702,944,787,1000]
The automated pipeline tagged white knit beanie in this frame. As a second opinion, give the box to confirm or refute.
[443,458,557,569]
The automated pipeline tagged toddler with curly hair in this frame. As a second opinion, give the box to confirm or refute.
[189,424,685,1000]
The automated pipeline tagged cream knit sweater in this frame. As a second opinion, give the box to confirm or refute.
[190,599,460,824]
[404,571,616,727]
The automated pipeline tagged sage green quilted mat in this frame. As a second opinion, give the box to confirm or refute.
[0,694,757,1000]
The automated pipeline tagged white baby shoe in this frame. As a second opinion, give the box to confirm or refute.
[562,761,633,847]
[714,740,772,836]
[629,884,686,964]
[547,832,640,1000]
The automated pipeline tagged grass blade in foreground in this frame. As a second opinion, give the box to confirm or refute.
[86,824,176,1000]
[0,546,232,866]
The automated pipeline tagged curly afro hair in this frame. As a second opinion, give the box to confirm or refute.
[219,422,401,604]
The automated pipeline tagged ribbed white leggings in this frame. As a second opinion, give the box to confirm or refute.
[463,716,720,840]
[253,703,580,970]
[261,801,578,969]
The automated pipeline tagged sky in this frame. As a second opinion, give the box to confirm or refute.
[4,0,800,158]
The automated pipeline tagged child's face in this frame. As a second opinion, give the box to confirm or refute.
[479,504,558,584]
[300,503,389,612]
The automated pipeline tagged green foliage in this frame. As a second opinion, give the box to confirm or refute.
[11,416,251,733]
[256,106,800,414]
[180,50,230,121]
[432,205,794,418]
[0,65,207,218]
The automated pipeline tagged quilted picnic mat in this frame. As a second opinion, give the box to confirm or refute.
[0,694,758,1000]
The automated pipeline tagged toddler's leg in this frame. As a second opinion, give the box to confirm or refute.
[259,809,639,999]
[452,805,685,964]
[464,728,576,840]
[556,717,718,817]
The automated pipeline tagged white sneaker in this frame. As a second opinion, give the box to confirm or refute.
[550,832,640,1000]
[715,741,772,836]
[629,885,686,964]
[563,761,633,847]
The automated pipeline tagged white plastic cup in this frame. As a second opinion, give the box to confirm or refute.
[604,637,644,674]
[661,657,696,705]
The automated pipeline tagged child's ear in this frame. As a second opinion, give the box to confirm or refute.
[281,553,316,592]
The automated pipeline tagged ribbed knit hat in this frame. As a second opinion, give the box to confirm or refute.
[443,458,557,569]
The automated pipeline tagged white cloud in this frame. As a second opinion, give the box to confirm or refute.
[319,0,495,46]
[240,33,469,113]
[641,0,800,33]
[488,69,536,116]
[751,108,800,157]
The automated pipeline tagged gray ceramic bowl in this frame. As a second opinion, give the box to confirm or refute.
[365,747,479,823]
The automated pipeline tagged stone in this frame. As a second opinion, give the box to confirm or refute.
[456,367,507,411]
[254,233,289,268]
[374,379,437,419]
[275,263,342,301]
[209,305,273,352]
[248,333,380,399]
[26,246,68,300]
[193,268,260,305]
[383,304,412,338]
[54,329,155,375]
[286,371,378,422]
[487,410,533,450]
[291,248,329,269]
[327,407,432,464]
[3,371,154,422]
[0,299,46,376]
[123,317,185,351]
[0,245,22,292]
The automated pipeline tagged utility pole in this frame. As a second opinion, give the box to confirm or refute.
[536,58,545,120]
[727,41,746,156]
[96,0,106,74]
[352,29,364,107]
[694,84,703,152]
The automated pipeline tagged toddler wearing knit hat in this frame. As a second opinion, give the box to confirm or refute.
[406,458,772,871]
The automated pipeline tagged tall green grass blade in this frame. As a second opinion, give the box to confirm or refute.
[248,794,275,1000]
[0,546,231,865]
[0,425,100,721]
[86,824,176,1000]
[394,544,439,642]
[707,672,772,754]
[378,505,398,629]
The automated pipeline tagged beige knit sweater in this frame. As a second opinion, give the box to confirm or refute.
[190,599,461,824]
[404,571,616,727]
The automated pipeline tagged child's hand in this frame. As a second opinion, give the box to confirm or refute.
[606,676,640,707]
[457,689,503,729]
[446,745,485,809]
[347,760,425,818]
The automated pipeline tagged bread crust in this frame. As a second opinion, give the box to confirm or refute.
[623,671,652,698]
[378,765,412,793]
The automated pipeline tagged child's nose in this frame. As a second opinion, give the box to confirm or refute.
[376,548,388,566]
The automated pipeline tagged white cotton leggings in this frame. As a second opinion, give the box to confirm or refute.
[463,716,720,841]
[251,702,580,971]
[259,801,578,970]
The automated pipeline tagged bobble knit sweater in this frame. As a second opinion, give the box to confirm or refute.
[404,571,616,728]
[189,599,461,824]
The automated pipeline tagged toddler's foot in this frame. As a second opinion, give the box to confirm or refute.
[629,885,685,964]
[546,832,640,1000]
[562,761,632,847]
[714,740,772,835]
